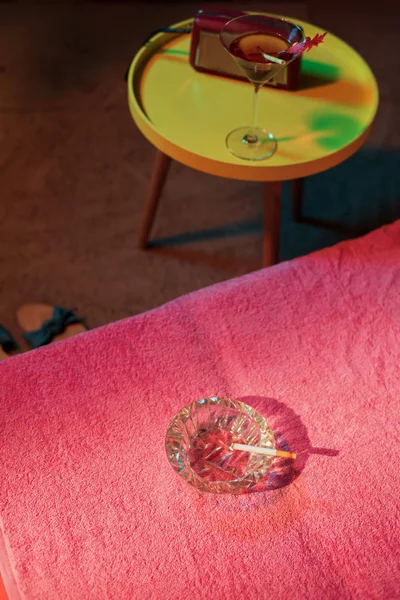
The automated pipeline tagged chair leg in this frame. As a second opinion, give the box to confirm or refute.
[263,181,282,267]
[292,177,304,221]
[137,150,172,249]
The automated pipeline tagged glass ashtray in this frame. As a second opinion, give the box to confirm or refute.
[165,397,275,494]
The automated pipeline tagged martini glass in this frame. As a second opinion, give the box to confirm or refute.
[220,14,306,161]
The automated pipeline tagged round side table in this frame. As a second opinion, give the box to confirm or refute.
[127,15,378,267]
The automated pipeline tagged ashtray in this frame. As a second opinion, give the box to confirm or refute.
[165,396,276,494]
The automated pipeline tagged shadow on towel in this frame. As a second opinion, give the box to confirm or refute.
[240,396,338,493]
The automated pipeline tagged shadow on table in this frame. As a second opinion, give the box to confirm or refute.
[297,57,340,90]
[240,395,338,493]
[149,147,400,268]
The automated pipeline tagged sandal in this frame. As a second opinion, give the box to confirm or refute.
[0,324,20,360]
[17,304,88,349]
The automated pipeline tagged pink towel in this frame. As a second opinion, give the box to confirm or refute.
[1,223,400,600]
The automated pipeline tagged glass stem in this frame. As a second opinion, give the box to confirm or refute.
[252,84,261,131]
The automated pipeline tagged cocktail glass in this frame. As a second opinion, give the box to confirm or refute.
[220,14,305,160]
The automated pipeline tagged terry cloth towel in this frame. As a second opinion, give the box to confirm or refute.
[0,223,399,600]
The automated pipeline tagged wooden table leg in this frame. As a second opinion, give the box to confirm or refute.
[263,181,282,267]
[137,150,172,249]
[292,177,304,222]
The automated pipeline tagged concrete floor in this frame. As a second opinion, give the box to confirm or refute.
[0,1,399,343]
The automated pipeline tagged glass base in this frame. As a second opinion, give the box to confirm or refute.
[226,127,277,161]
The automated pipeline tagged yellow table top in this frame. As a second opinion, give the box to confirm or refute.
[127,15,379,182]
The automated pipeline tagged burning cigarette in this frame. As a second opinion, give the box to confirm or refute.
[232,443,296,460]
